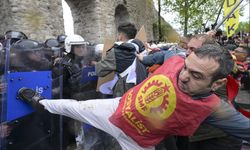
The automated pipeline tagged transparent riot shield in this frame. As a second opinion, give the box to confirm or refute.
[71,44,113,150]
[0,37,8,150]
[0,37,64,150]
[72,44,100,100]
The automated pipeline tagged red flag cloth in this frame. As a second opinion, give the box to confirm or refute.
[110,56,220,147]
[226,75,239,102]
[238,108,250,118]
[227,75,250,118]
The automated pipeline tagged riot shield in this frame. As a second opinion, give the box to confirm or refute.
[72,44,100,100]
[73,44,114,150]
[51,43,104,149]
[0,37,63,150]
[0,37,7,150]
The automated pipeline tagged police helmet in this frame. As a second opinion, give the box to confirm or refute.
[10,39,50,71]
[95,44,104,55]
[11,39,43,52]
[5,30,28,40]
[45,38,60,48]
[57,34,67,44]
[64,34,85,53]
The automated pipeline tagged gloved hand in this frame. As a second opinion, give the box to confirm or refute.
[66,63,82,77]
[68,65,82,86]
[56,56,82,76]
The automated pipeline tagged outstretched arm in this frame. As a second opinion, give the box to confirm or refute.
[136,50,178,66]
[95,48,116,77]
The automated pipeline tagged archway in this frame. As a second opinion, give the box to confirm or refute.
[62,0,74,35]
[63,0,99,43]
[114,4,130,29]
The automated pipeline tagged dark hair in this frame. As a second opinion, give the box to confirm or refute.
[117,22,137,39]
[205,27,210,32]
[215,29,222,37]
[194,44,234,82]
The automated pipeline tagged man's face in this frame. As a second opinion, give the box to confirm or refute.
[73,45,87,57]
[117,32,128,42]
[117,32,122,41]
[186,38,203,55]
[234,47,248,62]
[178,52,219,96]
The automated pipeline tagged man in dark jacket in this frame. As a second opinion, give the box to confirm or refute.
[94,22,147,149]
[95,22,147,97]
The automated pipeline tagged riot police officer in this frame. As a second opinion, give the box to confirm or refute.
[52,34,87,149]
[53,34,86,98]
[10,39,52,72]
[3,33,57,150]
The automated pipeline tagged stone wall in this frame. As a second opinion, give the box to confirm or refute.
[64,0,159,43]
[0,0,64,42]
[0,0,161,43]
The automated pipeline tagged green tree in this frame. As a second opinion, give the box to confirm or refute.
[162,0,223,36]
[236,21,250,33]
[153,21,180,42]
[158,0,163,41]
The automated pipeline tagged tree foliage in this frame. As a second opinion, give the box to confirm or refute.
[236,21,250,33]
[162,0,223,35]
[153,21,180,42]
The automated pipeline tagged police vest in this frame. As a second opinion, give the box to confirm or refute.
[109,55,220,147]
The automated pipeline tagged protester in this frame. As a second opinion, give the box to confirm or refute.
[138,33,246,150]
[94,22,147,149]
[95,22,147,97]
[17,44,250,150]
[232,46,250,90]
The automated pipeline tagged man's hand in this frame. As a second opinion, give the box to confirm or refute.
[53,57,62,66]
[0,83,6,94]
[135,52,144,61]
[206,31,216,37]
[0,124,11,138]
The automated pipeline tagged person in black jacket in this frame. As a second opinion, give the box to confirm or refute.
[52,34,88,149]
[95,22,147,97]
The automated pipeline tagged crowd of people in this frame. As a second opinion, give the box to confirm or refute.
[0,21,250,150]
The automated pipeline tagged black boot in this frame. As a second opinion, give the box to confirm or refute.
[18,87,45,111]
